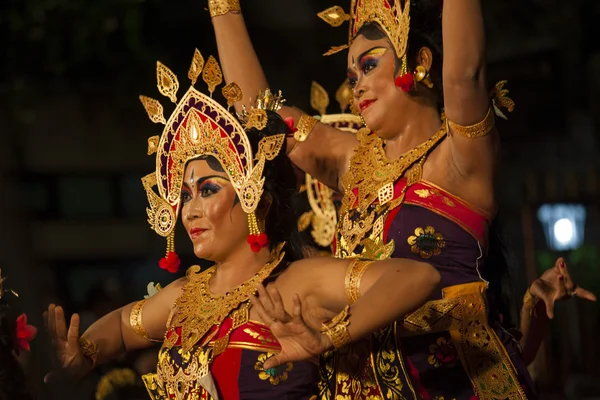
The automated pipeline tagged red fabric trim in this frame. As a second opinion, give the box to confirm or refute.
[406,356,430,400]
[212,347,241,400]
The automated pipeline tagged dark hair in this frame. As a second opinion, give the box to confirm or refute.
[356,0,444,110]
[0,303,35,400]
[198,111,305,263]
[482,218,518,329]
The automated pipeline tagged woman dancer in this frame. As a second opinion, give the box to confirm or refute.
[207,0,595,398]
[44,51,440,399]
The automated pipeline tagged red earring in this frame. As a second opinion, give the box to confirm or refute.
[247,212,269,252]
[158,231,180,273]
[394,54,415,93]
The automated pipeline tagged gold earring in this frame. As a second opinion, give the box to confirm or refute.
[415,65,434,89]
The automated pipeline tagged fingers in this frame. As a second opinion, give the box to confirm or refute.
[263,353,286,370]
[47,304,57,339]
[575,287,597,302]
[545,297,556,319]
[55,306,68,341]
[67,313,80,349]
[292,294,303,319]
[267,285,289,322]
[249,293,275,326]
[256,284,275,315]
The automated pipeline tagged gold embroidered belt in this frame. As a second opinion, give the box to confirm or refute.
[399,282,528,400]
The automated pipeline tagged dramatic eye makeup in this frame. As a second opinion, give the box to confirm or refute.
[181,175,230,202]
[347,47,387,87]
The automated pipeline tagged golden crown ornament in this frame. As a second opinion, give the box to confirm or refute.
[318,0,411,59]
[140,50,287,271]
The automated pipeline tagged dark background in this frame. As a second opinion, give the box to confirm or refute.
[1,0,599,398]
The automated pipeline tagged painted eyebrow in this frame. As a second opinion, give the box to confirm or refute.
[182,175,230,190]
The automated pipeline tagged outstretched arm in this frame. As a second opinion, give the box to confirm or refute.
[442,0,498,178]
[209,2,357,190]
[44,278,185,380]
[253,256,440,367]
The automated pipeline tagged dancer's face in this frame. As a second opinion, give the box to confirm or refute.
[181,158,249,262]
[347,35,407,139]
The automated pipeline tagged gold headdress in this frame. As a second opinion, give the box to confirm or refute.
[140,50,286,269]
[298,81,363,248]
[317,0,411,58]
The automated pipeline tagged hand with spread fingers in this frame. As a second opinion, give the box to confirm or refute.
[249,284,331,369]
[43,304,91,382]
[528,258,597,319]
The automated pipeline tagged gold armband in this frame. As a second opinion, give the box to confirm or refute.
[130,299,160,342]
[447,107,495,138]
[522,288,540,318]
[321,305,351,350]
[294,114,318,143]
[345,259,375,304]
[79,336,99,367]
[208,0,241,18]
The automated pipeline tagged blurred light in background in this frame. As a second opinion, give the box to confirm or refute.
[538,204,586,251]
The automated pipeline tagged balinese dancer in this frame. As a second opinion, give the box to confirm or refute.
[43,51,441,399]
[206,0,595,398]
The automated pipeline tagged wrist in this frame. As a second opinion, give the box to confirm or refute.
[208,0,241,18]
[320,306,352,350]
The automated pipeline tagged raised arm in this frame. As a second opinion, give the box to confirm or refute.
[208,1,357,190]
[44,278,185,381]
[442,0,498,178]
[252,256,440,367]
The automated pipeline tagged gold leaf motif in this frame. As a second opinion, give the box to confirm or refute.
[257,134,285,161]
[188,48,205,86]
[317,6,350,27]
[244,109,268,131]
[323,44,349,56]
[222,82,243,107]
[335,79,353,112]
[202,55,223,95]
[156,62,179,103]
[310,81,330,116]
[298,211,314,232]
[414,189,431,198]
[147,136,160,155]
[139,95,166,124]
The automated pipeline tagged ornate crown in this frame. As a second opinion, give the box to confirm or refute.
[318,0,411,58]
[237,89,286,130]
[140,49,286,267]
[298,81,363,248]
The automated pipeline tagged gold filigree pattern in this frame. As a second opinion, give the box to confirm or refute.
[202,55,223,95]
[147,136,160,155]
[156,62,179,103]
[139,96,167,124]
[310,81,330,116]
[169,244,284,353]
[222,82,243,108]
[407,226,445,259]
[318,0,411,59]
[428,337,458,368]
[305,174,337,247]
[255,353,293,385]
[188,48,204,86]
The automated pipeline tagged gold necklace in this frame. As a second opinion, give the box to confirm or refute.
[340,117,448,216]
[168,242,285,353]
